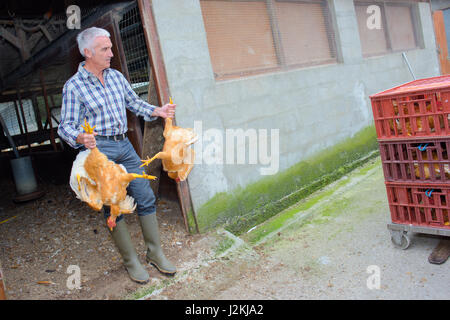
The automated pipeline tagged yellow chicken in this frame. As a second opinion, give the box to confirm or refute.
[140,98,198,182]
[390,101,444,136]
[69,119,156,231]
[413,149,450,180]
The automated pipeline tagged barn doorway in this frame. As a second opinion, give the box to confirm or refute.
[0,0,187,300]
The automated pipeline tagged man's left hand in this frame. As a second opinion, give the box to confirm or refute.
[158,102,176,119]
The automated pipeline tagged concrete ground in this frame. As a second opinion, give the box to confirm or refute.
[140,157,450,300]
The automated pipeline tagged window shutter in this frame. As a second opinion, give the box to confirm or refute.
[385,4,417,51]
[200,1,278,77]
[274,1,336,66]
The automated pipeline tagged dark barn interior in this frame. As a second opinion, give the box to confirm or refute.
[0,0,189,299]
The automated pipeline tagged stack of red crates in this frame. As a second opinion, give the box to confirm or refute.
[370,75,450,233]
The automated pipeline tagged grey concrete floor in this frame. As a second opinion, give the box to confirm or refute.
[145,157,450,300]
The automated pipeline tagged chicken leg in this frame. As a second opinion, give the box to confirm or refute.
[139,152,171,168]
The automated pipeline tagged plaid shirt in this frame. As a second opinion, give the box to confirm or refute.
[58,62,157,149]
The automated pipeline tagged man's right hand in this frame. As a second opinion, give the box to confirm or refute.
[76,132,98,149]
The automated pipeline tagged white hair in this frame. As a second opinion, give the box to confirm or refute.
[76,27,110,57]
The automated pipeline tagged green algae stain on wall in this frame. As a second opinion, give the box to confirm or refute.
[190,125,379,235]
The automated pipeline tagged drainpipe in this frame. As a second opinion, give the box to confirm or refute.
[402,52,416,80]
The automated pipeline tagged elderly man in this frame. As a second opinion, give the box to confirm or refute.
[58,27,176,284]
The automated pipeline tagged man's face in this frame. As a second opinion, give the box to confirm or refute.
[85,36,114,70]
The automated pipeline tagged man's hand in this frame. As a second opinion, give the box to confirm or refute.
[154,102,176,119]
[76,132,98,149]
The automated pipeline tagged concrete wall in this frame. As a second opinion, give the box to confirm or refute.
[432,0,450,11]
[150,0,440,230]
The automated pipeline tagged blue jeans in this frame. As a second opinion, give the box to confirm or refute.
[81,137,156,222]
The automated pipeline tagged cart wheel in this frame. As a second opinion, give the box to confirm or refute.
[391,231,410,250]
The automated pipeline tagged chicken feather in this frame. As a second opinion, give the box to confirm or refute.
[70,119,156,231]
[140,115,198,182]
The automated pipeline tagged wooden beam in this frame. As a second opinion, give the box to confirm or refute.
[13,100,24,135]
[0,19,67,26]
[31,94,44,132]
[0,128,58,151]
[15,25,31,62]
[433,10,450,75]
[2,83,63,96]
[39,25,53,42]
[27,32,44,51]
[0,3,122,92]
[17,88,32,151]
[0,261,6,300]
[39,70,57,151]
[0,26,21,48]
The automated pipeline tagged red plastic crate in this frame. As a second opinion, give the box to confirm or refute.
[385,182,450,229]
[370,75,450,139]
[379,138,450,183]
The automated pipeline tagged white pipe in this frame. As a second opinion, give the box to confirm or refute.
[402,52,416,80]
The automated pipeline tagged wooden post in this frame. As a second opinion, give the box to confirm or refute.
[31,94,44,132]
[39,70,58,151]
[0,261,6,300]
[141,72,164,198]
[14,24,31,62]
[17,88,32,151]
[13,100,24,135]
[433,11,450,75]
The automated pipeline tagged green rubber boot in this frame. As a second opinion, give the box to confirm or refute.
[109,219,150,284]
[139,214,176,275]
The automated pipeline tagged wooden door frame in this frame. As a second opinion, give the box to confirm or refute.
[137,0,199,233]
[433,10,450,75]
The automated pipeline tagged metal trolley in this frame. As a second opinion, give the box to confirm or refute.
[388,222,450,250]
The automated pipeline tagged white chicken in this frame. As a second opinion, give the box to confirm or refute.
[69,119,156,230]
